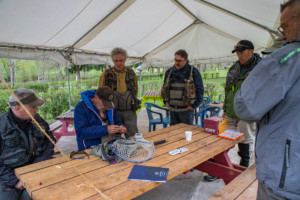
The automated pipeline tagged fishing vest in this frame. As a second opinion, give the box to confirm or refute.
[224,53,261,119]
[0,112,47,168]
[161,65,196,109]
[103,67,139,111]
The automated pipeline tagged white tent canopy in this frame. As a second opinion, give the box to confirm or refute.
[0,0,283,69]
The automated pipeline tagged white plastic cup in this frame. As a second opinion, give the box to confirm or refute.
[185,131,192,141]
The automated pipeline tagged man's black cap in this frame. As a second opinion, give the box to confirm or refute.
[232,40,254,53]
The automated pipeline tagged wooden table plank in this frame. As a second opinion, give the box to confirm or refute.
[31,133,217,200]
[27,127,207,198]
[89,136,243,200]
[16,124,242,200]
[33,135,241,200]
[24,127,201,195]
[15,124,188,181]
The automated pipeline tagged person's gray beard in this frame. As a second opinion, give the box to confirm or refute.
[93,104,102,112]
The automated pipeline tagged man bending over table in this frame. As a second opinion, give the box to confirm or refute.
[74,86,127,150]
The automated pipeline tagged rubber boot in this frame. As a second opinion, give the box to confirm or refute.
[237,143,251,167]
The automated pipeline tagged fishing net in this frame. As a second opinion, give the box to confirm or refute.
[110,139,155,163]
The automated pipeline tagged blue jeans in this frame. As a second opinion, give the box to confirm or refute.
[170,110,194,125]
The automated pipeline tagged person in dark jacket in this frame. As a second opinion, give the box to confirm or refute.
[162,49,204,125]
[0,88,55,200]
[74,86,126,150]
[204,40,262,182]
[224,40,262,167]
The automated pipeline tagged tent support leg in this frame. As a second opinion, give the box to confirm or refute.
[67,66,72,110]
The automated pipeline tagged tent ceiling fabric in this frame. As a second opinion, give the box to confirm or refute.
[0,0,283,69]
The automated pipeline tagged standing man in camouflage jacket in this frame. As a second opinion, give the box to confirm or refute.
[205,40,262,182]
[224,40,262,167]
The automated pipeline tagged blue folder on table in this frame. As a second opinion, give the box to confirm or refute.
[128,165,169,183]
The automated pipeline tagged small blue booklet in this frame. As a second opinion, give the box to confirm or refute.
[127,165,169,183]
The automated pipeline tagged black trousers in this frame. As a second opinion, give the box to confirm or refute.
[0,185,31,200]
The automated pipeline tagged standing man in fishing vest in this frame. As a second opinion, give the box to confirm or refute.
[161,49,204,125]
[0,88,55,200]
[99,47,139,138]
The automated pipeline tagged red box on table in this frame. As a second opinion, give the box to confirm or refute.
[204,116,228,135]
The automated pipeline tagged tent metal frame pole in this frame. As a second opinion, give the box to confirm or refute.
[139,63,142,97]
[60,52,73,111]
[0,45,141,60]
[196,0,279,36]
[171,0,198,20]
[66,66,72,110]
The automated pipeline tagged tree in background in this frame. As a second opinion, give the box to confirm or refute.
[69,64,107,80]
[9,59,15,87]
[0,58,10,83]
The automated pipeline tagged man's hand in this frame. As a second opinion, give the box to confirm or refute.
[186,105,194,111]
[107,125,120,134]
[15,180,24,189]
[119,125,127,134]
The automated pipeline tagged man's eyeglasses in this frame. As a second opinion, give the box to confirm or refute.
[278,27,284,35]
[174,59,185,62]
[278,13,300,35]
[113,59,125,63]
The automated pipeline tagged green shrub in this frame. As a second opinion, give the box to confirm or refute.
[0,90,10,113]
[22,83,50,92]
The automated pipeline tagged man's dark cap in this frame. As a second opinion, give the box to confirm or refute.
[9,88,46,106]
[232,40,254,53]
[96,86,114,109]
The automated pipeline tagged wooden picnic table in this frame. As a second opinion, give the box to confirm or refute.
[209,102,223,109]
[142,90,163,107]
[53,110,75,142]
[15,124,244,200]
[143,90,161,97]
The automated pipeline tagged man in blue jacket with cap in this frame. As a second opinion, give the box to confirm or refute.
[74,86,127,150]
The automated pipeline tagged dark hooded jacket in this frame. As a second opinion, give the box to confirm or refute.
[0,110,55,187]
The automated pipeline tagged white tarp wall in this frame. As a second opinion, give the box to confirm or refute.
[0,0,283,69]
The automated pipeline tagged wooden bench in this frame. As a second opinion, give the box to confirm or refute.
[209,164,258,200]
[49,120,62,132]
